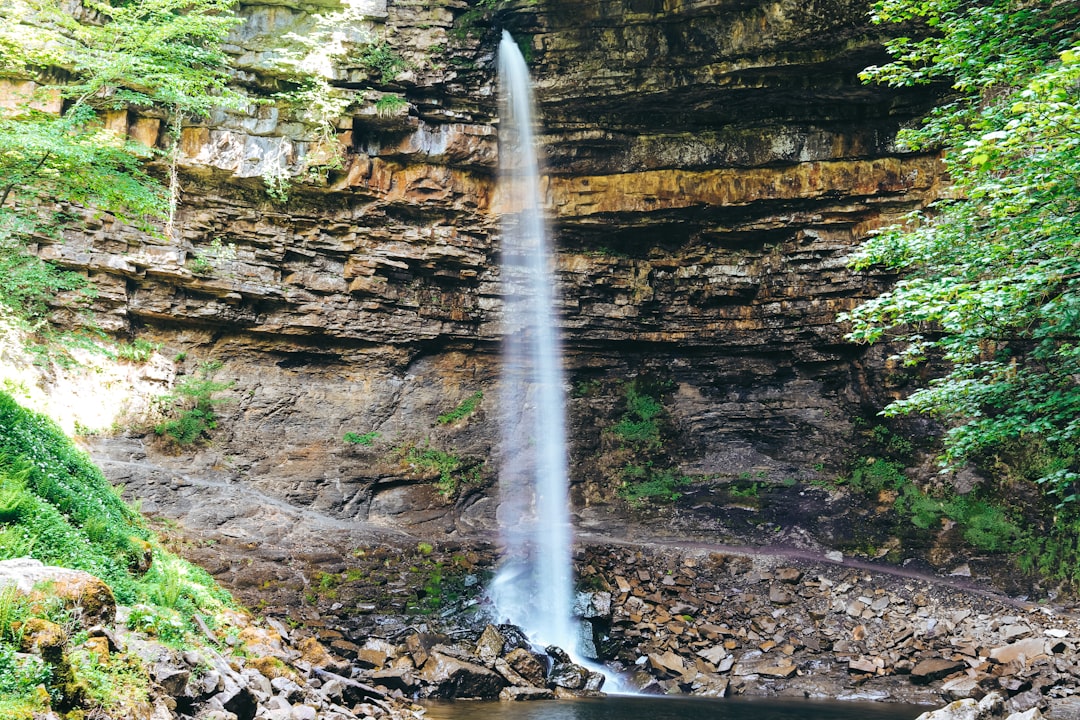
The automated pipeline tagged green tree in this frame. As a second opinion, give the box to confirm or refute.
[0,0,239,325]
[843,0,1080,501]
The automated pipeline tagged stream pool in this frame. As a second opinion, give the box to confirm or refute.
[422,696,928,720]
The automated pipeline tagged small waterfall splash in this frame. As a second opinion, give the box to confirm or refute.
[490,30,576,654]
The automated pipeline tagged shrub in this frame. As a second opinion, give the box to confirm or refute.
[619,466,689,505]
[155,360,234,446]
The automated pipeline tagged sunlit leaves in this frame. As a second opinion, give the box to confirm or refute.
[0,0,239,322]
[844,0,1080,496]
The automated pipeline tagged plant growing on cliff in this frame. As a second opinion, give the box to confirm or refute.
[437,390,483,425]
[343,431,379,446]
[0,0,241,329]
[844,1,1080,504]
[268,0,407,181]
[154,360,234,446]
[402,443,482,497]
[603,379,690,505]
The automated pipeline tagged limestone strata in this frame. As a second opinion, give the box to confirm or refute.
[59,0,944,538]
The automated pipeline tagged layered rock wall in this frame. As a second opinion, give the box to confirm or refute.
[50,0,943,538]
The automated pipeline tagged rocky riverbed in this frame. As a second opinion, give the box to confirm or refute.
[153,529,1080,718]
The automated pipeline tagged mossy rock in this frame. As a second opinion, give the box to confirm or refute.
[18,617,67,663]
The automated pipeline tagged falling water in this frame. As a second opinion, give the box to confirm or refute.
[490,30,576,654]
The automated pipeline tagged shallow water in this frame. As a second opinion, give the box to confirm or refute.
[422,695,926,720]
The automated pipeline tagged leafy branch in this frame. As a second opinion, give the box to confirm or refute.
[844,0,1080,502]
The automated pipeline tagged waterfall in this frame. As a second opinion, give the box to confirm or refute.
[490,30,576,654]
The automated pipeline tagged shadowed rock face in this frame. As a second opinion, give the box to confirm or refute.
[63,0,942,543]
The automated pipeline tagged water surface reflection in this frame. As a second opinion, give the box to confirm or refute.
[423,696,927,720]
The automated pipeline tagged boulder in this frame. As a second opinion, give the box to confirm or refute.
[418,651,506,698]
[916,694,1005,720]
[496,624,533,652]
[1007,711,1044,720]
[405,632,446,668]
[0,558,115,626]
[575,591,613,619]
[941,675,985,701]
[549,660,589,690]
[500,686,556,701]
[505,647,547,687]
[474,625,506,666]
[19,617,67,663]
[648,650,688,678]
[1046,697,1080,720]
[152,659,192,696]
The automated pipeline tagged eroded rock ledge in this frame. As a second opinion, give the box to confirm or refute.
[60,0,945,528]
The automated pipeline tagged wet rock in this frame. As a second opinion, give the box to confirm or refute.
[496,625,533,653]
[576,591,613,619]
[500,686,556,701]
[418,651,506,699]
[474,624,506,666]
[505,647,547,687]
[549,660,589,690]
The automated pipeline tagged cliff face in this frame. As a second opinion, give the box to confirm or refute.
[61,0,941,542]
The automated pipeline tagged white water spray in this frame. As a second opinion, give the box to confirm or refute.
[490,30,576,654]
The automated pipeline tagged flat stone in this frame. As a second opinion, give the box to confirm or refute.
[848,658,878,674]
[757,663,797,678]
[989,638,1048,665]
[910,658,967,684]
[697,645,727,666]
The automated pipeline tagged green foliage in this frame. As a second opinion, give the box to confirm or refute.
[610,382,662,450]
[437,391,483,425]
[619,465,689,505]
[375,93,408,117]
[0,389,237,716]
[844,1,1080,506]
[606,380,690,504]
[0,392,150,601]
[404,444,481,497]
[0,386,233,620]
[154,360,233,446]
[728,481,761,499]
[0,228,90,328]
[355,41,407,85]
[452,0,536,40]
[343,431,379,446]
[0,641,51,719]
[188,237,237,276]
[849,458,908,493]
[844,455,1051,576]
[0,0,240,326]
[115,338,160,364]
